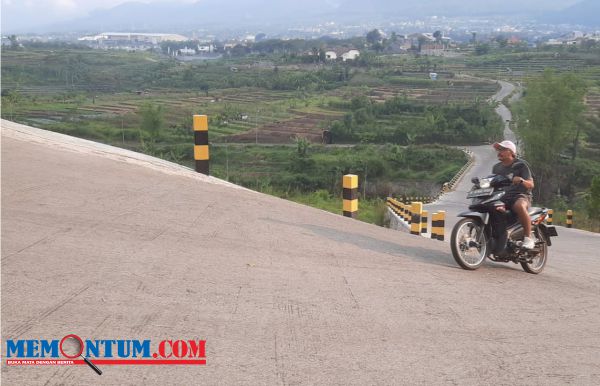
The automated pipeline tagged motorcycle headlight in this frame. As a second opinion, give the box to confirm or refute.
[479,179,491,189]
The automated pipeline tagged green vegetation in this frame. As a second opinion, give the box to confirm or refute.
[515,70,600,231]
[3,40,599,231]
[208,144,466,197]
[328,95,501,144]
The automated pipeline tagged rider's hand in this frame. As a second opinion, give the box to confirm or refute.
[512,176,523,185]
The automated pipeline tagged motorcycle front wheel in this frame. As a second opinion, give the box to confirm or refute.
[451,218,488,270]
[520,228,548,274]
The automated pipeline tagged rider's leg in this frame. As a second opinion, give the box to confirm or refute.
[512,197,534,248]
[512,198,531,238]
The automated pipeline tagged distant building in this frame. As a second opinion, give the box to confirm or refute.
[408,33,450,55]
[178,47,196,55]
[341,49,360,61]
[325,48,360,61]
[543,31,600,46]
[78,32,188,45]
[325,51,337,60]
[198,44,214,53]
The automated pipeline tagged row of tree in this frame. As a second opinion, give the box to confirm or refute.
[328,95,502,145]
[518,70,600,223]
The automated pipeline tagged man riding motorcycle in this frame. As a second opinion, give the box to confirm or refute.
[491,140,535,249]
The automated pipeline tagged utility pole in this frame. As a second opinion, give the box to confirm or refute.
[255,109,260,144]
[226,145,229,181]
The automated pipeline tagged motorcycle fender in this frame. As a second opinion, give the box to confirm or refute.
[457,211,489,225]
[538,223,558,246]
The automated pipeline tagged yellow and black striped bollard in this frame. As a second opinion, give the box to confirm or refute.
[547,209,553,224]
[343,174,358,218]
[431,212,439,240]
[421,210,428,235]
[431,211,446,241]
[410,202,422,235]
[193,114,209,175]
[567,210,573,228]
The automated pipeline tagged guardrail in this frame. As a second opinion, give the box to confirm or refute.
[441,149,474,194]
[385,198,445,241]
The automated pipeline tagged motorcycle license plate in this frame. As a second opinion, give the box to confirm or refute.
[467,187,494,198]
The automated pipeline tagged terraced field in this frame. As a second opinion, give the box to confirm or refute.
[367,80,499,104]
[223,111,344,144]
[584,92,600,118]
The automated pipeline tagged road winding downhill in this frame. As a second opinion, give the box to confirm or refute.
[426,79,518,235]
[2,119,599,385]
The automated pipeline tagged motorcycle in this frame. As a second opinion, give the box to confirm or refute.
[450,174,558,273]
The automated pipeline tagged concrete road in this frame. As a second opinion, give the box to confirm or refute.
[2,120,600,385]
[425,79,518,237]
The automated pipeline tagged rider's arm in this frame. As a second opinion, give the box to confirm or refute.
[512,162,534,190]
[513,175,534,190]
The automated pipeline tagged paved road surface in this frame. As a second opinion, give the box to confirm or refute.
[425,79,518,236]
[2,120,599,385]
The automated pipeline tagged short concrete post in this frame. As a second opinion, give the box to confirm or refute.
[431,212,439,240]
[410,202,422,235]
[343,174,358,218]
[193,114,209,175]
[421,210,428,235]
[432,211,445,241]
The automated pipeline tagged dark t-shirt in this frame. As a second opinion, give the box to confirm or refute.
[492,158,533,201]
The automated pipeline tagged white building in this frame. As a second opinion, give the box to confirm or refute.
[179,47,196,55]
[198,44,214,53]
[78,32,188,44]
[325,49,360,61]
[341,49,360,61]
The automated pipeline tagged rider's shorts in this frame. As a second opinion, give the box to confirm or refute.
[502,194,531,209]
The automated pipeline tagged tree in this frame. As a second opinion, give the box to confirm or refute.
[139,103,164,138]
[433,30,442,42]
[520,70,586,201]
[474,44,490,55]
[295,136,310,157]
[587,176,600,225]
[1,89,21,120]
[495,35,508,48]
[366,29,382,46]
[8,35,20,50]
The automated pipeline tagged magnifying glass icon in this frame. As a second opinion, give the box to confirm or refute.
[59,334,102,375]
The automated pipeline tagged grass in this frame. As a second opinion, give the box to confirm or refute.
[285,190,388,225]
[4,44,599,231]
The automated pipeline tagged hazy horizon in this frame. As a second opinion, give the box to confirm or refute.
[0,0,587,35]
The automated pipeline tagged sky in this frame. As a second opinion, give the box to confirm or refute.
[0,0,583,34]
[1,0,194,32]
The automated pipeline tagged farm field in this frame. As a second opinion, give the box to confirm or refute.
[2,44,599,228]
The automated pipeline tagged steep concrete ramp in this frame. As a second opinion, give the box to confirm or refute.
[2,120,599,385]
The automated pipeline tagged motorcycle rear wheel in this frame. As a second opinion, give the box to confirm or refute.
[451,218,488,270]
[520,228,547,274]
